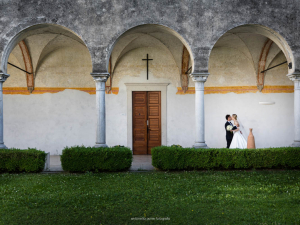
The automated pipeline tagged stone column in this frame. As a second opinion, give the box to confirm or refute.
[91,72,110,148]
[190,72,209,148]
[0,72,9,149]
[288,72,300,147]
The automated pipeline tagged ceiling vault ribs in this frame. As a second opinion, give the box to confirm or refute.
[18,40,34,93]
[181,45,190,93]
[257,39,273,92]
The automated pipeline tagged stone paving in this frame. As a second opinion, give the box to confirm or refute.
[48,155,154,172]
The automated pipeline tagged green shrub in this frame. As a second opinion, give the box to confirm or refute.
[171,144,182,148]
[152,146,300,170]
[0,148,46,173]
[61,146,132,172]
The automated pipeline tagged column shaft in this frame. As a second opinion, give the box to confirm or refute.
[0,72,9,149]
[292,80,300,147]
[91,73,109,148]
[190,73,209,148]
[195,81,205,146]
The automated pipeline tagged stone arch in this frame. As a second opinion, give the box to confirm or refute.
[209,24,294,74]
[1,22,92,75]
[105,24,195,92]
[106,24,195,73]
[207,24,295,91]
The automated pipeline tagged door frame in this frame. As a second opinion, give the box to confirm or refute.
[125,83,169,150]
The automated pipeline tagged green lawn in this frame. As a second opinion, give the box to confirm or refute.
[0,170,300,225]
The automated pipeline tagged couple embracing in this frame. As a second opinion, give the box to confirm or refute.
[225,114,247,149]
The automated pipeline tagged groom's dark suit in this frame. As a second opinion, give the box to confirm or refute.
[225,121,237,148]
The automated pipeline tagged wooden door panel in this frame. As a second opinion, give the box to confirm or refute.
[133,92,147,155]
[134,93,147,103]
[148,106,159,116]
[148,92,159,104]
[149,118,159,128]
[147,91,161,154]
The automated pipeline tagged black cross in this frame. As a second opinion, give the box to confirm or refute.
[142,54,153,80]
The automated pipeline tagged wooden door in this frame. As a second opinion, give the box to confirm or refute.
[132,91,161,154]
[133,92,148,154]
[147,92,161,154]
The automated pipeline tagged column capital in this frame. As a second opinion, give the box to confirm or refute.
[91,72,110,82]
[189,72,209,83]
[0,72,10,83]
[287,71,300,82]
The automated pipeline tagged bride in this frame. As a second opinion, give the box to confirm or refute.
[230,114,247,149]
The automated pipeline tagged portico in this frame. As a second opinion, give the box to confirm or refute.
[0,2,298,153]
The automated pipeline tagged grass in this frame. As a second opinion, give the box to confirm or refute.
[0,170,300,225]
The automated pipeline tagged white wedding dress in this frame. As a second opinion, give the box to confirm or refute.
[230,122,247,149]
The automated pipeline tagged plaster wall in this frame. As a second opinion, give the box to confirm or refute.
[3,86,293,155]
[4,90,96,155]
[205,92,294,148]
[6,53,26,87]
[5,34,94,88]
[265,53,293,86]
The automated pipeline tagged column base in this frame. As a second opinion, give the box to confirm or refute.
[291,141,300,147]
[193,142,209,149]
[94,143,108,148]
[0,143,7,149]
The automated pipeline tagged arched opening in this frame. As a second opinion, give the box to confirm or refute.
[106,24,194,94]
[2,24,95,154]
[208,24,293,92]
[105,24,196,152]
[206,24,294,148]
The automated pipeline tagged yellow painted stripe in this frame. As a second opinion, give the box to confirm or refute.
[3,87,120,95]
[176,86,294,94]
[2,86,292,95]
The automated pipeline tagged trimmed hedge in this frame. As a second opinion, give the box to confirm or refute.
[152,146,300,170]
[0,148,46,173]
[61,146,132,172]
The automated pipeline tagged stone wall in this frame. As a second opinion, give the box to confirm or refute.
[0,0,300,74]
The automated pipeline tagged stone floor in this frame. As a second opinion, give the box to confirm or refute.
[48,155,154,172]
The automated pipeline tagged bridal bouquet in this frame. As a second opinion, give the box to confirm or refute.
[226,125,233,131]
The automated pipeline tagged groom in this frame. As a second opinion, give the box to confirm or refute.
[225,114,237,148]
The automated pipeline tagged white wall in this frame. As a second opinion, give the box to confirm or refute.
[3,86,294,154]
[205,92,294,148]
[106,75,294,151]
[3,31,294,155]
[4,90,96,155]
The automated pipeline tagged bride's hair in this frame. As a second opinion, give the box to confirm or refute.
[232,114,237,120]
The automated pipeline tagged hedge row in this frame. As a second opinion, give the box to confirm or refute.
[61,146,132,172]
[0,148,46,172]
[152,146,300,170]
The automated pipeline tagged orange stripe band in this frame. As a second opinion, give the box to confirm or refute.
[176,86,294,95]
[2,87,120,95]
